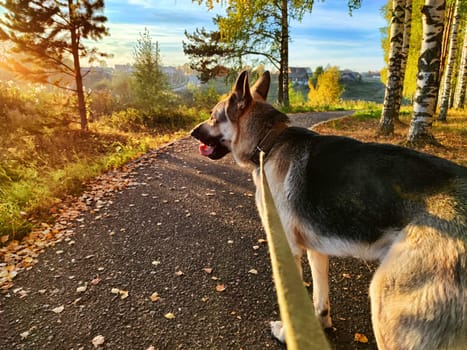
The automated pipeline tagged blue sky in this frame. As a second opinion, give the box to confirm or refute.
[99,0,388,72]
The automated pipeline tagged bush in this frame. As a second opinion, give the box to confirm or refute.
[187,82,220,109]
[107,108,145,132]
[307,66,344,108]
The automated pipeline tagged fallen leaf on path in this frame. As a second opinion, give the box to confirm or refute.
[203,267,213,274]
[164,312,175,319]
[175,270,184,276]
[51,305,64,314]
[90,277,101,285]
[354,333,369,343]
[216,284,226,292]
[248,269,258,275]
[76,285,87,293]
[150,292,160,302]
[92,335,105,348]
[20,331,30,339]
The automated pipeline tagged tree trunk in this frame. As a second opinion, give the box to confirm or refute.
[280,0,289,108]
[68,0,87,131]
[407,0,445,144]
[278,70,284,105]
[394,0,412,119]
[438,0,460,121]
[379,0,406,135]
[453,24,467,109]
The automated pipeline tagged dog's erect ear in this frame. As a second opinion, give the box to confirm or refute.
[226,70,253,121]
[251,71,270,101]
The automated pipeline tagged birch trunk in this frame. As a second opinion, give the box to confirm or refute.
[453,24,467,109]
[394,0,412,120]
[407,0,445,144]
[379,0,406,135]
[438,0,460,121]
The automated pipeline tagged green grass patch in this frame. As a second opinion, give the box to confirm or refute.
[0,102,206,244]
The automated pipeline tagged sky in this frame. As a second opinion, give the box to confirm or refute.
[96,0,389,72]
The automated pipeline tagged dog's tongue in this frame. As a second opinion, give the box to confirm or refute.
[199,143,214,157]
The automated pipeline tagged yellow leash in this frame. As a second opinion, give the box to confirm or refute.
[260,152,330,350]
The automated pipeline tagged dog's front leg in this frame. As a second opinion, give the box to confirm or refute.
[307,249,332,328]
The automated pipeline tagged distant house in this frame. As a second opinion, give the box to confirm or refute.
[339,69,362,83]
[289,67,310,85]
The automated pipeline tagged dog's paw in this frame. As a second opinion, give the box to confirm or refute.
[270,320,286,343]
[318,310,332,329]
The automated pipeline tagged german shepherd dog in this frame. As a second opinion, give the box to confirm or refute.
[191,70,467,349]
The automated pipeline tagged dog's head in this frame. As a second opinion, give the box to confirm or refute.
[191,70,272,163]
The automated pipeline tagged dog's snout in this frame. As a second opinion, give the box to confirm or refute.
[191,125,201,139]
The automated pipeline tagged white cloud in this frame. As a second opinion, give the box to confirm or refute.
[127,0,156,9]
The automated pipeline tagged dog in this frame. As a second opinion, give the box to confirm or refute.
[191,70,467,350]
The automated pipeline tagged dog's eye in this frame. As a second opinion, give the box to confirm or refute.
[209,115,218,126]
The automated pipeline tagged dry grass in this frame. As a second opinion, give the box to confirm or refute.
[313,110,467,167]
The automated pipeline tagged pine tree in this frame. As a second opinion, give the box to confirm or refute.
[0,0,109,131]
[132,28,169,118]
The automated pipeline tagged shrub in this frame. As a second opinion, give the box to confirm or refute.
[107,108,145,132]
[307,66,344,108]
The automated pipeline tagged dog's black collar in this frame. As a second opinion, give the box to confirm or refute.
[250,123,288,165]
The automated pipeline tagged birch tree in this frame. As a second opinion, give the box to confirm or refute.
[395,0,413,116]
[379,0,407,135]
[407,0,445,144]
[438,0,460,120]
[453,23,467,108]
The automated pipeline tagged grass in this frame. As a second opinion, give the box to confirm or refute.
[313,109,467,167]
[0,102,207,243]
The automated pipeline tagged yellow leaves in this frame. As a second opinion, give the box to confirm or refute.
[51,305,65,314]
[91,335,105,348]
[76,285,87,293]
[215,284,226,292]
[354,332,369,343]
[150,292,160,302]
[164,312,175,320]
[111,288,129,299]
[203,267,213,274]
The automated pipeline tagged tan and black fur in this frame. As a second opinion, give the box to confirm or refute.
[191,71,467,350]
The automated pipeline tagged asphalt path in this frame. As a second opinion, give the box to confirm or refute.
[0,111,378,350]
